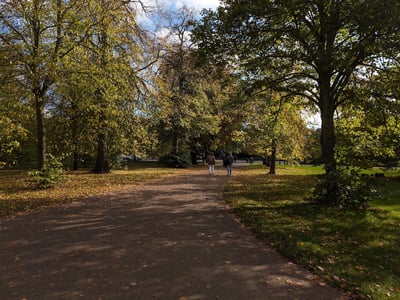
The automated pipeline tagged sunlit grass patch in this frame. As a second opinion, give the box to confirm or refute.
[224,165,400,299]
[372,178,400,215]
[277,164,325,176]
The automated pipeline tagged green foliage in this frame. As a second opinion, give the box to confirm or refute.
[239,92,310,162]
[1,0,399,181]
[29,154,64,189]
[1,0,151,170]
[153,7,243,158]
[194,0,400,206]
[313,166,380,209]
[0,116,27,166]
[335,62,400,169]
[0,0,95,168]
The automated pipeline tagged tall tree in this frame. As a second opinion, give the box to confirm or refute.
[193,0,400,204]
[70,0,152,173]
[0,0,94,169]
[47,68,96,170]
[154,8,221,160]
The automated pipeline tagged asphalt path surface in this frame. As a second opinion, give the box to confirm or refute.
[0,166,344,299]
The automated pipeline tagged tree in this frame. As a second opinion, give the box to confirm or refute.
[239,90,309,173]
[336,63,400,168]
[193,0,400,204]
[0,47,30,167]
[59,0,153,173]
[46,69,97,170]
[0,0,92,169]
[154,8,222,162]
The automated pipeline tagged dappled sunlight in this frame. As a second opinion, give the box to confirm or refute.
[0,168,185,217]
[0,168,343,299]
[224,166,400,298]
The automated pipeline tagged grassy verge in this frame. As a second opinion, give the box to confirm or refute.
[0,162,183,217]
[224,164,400,299]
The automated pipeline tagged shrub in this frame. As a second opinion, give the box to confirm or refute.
[29,154,64,189]
[158,153,191,168]
[313,166,379,209]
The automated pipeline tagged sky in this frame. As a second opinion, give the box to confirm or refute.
[149,0,220,11]
[136,0,221,34]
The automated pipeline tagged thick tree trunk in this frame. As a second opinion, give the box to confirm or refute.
[269,139,277,175]
[320,105,336,173]
[190,151,197,165]
[35,95,46,169]
[190,139,198,165]
[73,151,79,171]
[93,132,110,173]
[319,78,338,204]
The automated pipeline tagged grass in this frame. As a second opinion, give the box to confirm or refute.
[224,164,400,299]
[0,162,183,217]
[2,161,399,298]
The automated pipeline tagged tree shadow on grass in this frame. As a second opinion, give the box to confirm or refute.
[0,171,343,299]
[229,179,400,298]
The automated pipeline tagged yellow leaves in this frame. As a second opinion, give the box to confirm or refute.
[0,168,180,217]
[231,130,247,144]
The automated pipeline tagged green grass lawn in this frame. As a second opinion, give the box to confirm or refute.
[224,165,400,299]
[2,162,399,298]
[0,162,183,217]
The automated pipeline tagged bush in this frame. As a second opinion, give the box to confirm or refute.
[313,166,379,209]
[29,154,64,189]
[158,153,191,168]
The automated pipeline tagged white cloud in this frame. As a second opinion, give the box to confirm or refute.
[140,0,220,12]
[170,0,220,10]
[136,0,220,33]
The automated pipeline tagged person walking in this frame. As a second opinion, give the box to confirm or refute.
[224,153,234,176]
[206,152,216,175]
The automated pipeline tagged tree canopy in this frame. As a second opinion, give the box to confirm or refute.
[193,0,400,204]
[1,0,399,207]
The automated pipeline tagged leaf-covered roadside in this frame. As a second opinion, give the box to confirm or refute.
[0,168,183,217]
[223,165,400,299]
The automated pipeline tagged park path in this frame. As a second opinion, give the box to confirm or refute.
[0,166,344,299]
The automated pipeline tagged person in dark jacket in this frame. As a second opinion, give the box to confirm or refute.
[224,153,234,176]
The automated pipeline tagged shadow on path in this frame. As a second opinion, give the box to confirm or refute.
[0,169,344,299]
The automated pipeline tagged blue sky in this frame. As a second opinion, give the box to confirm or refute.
[137,0,220,33]
[147,0,220,11]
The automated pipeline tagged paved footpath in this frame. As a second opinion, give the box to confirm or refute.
[0,168,345,299]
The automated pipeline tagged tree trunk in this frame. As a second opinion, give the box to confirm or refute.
[269,139,277,175]
[71,102,79,171]
[93,132,110,173]
[172,133,179,155]
[320,105,336,173]
[73,151,79,171]
[319,78,338,204]
[35,95,46,169]
[190,139,198,165]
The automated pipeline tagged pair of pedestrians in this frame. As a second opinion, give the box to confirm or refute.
[206,152,234,176]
